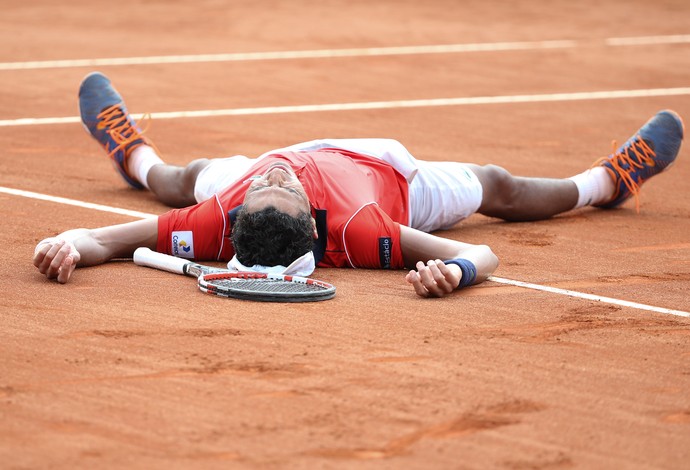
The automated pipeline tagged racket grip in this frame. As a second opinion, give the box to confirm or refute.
[133,247,189,275]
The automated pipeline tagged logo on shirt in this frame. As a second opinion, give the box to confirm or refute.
[242,175,262,184]
[172,231,195,259]
[378,237,392,269]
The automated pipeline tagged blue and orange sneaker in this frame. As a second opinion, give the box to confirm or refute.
[79,72,149,189]
[594,110,684,211]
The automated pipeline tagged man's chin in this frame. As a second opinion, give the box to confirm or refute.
[265,162,294,174]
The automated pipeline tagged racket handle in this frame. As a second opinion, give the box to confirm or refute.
[133,247,189,275]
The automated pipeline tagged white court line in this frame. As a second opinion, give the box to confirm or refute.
[0,186,156,219]
[606,34,690,46]
[1,34,689,70]
[2,87,690,128]
[4,184,688,318]
[0,40,576,70]
[489,277,689,318]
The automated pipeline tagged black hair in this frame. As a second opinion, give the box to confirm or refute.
[231,206,314,267]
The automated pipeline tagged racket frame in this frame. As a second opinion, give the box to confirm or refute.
[198,272,336,302]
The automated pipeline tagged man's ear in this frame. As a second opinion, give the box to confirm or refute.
[311,217,318,239]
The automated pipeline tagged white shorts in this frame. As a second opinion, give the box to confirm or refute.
[407,160,483,232]
[194,155,256,203]
[193,139,483,232]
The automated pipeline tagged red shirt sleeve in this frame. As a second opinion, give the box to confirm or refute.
[341,203,404,269]
[156,194,232,261]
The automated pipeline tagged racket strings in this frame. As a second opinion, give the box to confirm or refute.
[211,278,326,293]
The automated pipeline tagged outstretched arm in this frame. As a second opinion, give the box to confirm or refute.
[400,225,499,298]
[33,218,158,284]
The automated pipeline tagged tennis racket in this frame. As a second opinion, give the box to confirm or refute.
[133,247,335,302]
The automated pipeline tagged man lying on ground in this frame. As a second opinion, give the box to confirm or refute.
[33,73,684,297]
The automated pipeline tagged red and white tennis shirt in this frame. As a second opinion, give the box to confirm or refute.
[156,149,410,269]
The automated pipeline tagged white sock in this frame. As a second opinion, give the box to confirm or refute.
[568,167,615,208]
[129,145,164,190]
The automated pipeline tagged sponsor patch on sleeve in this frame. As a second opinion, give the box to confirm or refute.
[378,237,392,269]
[172,231,195,259]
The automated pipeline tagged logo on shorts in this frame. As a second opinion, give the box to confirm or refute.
[378,237,392,269]
[172,231,195,259]
[461,167,474,181]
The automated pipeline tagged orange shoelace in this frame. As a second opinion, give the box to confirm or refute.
[96,103,151,159]
[592,135,656,213]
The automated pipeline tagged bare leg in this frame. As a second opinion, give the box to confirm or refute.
[146,159,211,208]
[466,164,579,221]
[125,149,211,207]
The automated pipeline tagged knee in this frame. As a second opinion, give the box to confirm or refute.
[475,164,520,215]
[182,158,211,193]
[479,164,518,199]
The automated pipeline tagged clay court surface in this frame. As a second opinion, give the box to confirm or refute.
[2,0,690,468]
